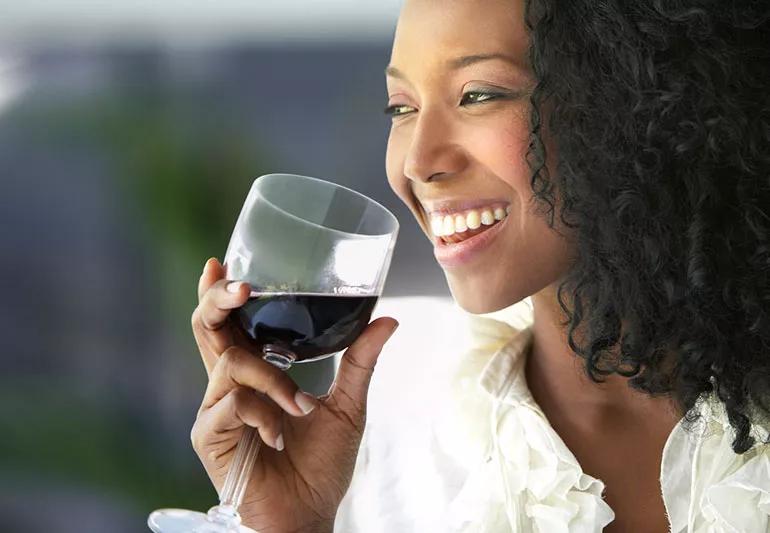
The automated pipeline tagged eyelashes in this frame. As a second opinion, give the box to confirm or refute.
[383,90,510,118]
[383,104,415,116]
[459,91,506,105]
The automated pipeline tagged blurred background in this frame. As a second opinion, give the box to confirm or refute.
[0,1,459,531]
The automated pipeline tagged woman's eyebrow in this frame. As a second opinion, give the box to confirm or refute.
[385,53,523,80]
[447,53,521,70]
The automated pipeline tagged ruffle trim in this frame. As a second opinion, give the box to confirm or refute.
[435,302,615,532]
[436,299,770,533]
[663,393,770,532]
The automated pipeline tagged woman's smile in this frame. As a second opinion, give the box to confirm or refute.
[432,209,511,268]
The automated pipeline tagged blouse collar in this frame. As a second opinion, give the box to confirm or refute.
[442,298,617,531]
[443,296,770,533]
[466,297,537,405]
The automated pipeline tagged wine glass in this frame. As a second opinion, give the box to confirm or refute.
[148,173,399,532]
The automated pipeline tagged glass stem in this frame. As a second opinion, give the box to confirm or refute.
[205,426,262,529]
[205,347,293,530]
[221,425,262,508]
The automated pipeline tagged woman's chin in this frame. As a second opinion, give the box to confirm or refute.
[456,300,496,314]
[448,278,514,315]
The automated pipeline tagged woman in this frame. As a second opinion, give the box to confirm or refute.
[190,0,770,531]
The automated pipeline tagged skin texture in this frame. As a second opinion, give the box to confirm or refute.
[385,0,682,531]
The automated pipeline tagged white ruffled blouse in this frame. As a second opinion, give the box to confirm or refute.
[334,297,770,532]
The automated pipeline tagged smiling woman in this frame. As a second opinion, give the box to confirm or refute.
[187,0,770,531]
[344,0,769,530]
[383,0,560,316]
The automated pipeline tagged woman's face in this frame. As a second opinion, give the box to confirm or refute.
[385,0,575,314]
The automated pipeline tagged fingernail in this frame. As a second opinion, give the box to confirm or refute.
[388,321,400,338]
[227,281,244,294]
[275,434,284,451]
[295,390,317,415]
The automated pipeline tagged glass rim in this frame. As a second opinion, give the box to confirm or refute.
[253,173,400,239]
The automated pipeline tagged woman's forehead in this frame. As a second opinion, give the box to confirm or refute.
[390,0,529,69]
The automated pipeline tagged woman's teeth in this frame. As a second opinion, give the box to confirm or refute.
[430,206,510,238]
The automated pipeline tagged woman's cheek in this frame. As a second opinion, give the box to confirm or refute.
[385,128,413,207]
[469,113,532,191]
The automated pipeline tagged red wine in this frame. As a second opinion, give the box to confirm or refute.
[232,292,379,362]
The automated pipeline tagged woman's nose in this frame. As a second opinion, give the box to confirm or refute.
[403,109,466,184]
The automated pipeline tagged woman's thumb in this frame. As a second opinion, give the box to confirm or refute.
[327,316,399,424]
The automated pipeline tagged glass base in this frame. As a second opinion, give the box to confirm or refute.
[148,508,257,533]
[262,344,295,370]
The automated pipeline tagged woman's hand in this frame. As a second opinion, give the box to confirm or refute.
[190,258,399,532]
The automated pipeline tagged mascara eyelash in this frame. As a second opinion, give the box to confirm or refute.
[383,90,512,117]
[459,90,506,105]
[383,104,412,116]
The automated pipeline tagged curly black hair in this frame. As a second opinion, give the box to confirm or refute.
[522,0,770,454]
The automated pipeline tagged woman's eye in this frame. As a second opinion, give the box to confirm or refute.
[384,90,511,117]
[383,104,415,117]
[460,91,505,105]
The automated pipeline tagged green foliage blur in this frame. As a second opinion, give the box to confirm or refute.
[1,85,275,513]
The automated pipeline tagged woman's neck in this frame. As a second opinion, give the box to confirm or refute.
[526,285,683,432]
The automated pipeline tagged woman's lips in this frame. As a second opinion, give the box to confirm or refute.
[432,215,509,268]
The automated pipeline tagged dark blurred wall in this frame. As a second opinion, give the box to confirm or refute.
[0,44,448,532]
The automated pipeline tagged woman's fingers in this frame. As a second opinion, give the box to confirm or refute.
[191,258,252,374]
[193,386,285,451]
[193,258,230,374]
[197,278,250,332]
[327,317,399,429]
[202,346,318,419]
[198,257,223,301]
[191,277,249,363]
